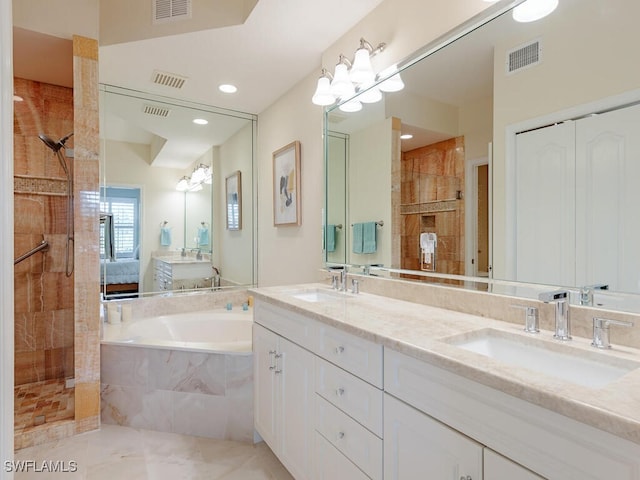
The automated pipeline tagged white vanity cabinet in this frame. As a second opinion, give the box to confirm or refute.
[153,258,212,290]
[384,393,542,480]
[484,450,543,480]
[384,347,640,480]
[253,322,315,480]
[384,393,482,479]
[253,299,384,480]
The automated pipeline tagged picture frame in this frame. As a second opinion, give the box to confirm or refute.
[273,141,301,226]
[225,170,242,230]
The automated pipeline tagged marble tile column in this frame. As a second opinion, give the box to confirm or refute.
[72,35,100,435]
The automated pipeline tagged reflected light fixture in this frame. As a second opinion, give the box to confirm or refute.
[400,134,413,140]
[311,37,402,111]
[176,176,190,191]
[176,164,212,191]
[513,0,558,22]
[377,65,405,93]
[193,118,208,125]
[13,94,23,102]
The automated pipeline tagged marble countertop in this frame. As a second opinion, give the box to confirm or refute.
[249,283,640,445]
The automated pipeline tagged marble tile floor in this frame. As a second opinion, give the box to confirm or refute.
[13,424,295,479]
[15,379,75,432]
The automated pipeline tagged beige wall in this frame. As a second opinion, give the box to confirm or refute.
[256,0,491,286]
[103,140,186,291]
[491,0,640,278]
[349,117,393,267]
[256,70,324,287]
[218,123,254,285]
[12,0,99,39]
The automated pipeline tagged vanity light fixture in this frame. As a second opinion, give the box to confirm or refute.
[219,84,237,94]
[400,134,413,140]
[512,0,558,22]
[193,118,208,125]
[311,37,402,109]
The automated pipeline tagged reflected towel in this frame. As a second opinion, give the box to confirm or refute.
[160,227,172,246]
[352,222,364,254]
[326,225,336,253]
[198,227,210,246]
[362,222,377,254]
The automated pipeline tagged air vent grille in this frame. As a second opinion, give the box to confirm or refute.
[506,39,542,74]
[151,70,188,89]
[143,104,171,117]
[153,0,191,23]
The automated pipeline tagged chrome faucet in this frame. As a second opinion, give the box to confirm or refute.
[579,283,609,306]
[329,267,347,291]
[538,290,571,340]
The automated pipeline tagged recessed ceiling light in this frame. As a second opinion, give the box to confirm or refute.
[400,134,413,140]
[193,118,208,125]
[13,95,23,102]
[219,84,237,94]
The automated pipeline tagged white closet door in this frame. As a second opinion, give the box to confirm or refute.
[515,121,576,286]
[575,103,640,293]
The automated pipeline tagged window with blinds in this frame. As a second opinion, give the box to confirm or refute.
[100,187,140,259]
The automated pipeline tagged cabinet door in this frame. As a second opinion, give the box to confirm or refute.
[484,449,543,480]
[278,337,315,480]
[253,324,279,449]
[384,393,482,480]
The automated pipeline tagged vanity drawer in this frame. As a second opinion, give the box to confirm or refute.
[253,300,317,350]
[315,357,383,436]
[315,323,383,388]
[315,395,382,480]
[314,432,370,480]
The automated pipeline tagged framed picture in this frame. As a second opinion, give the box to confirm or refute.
[225,170,242,230]
[273,141,301,226]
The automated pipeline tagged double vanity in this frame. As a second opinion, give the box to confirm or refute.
[251,277,640,479]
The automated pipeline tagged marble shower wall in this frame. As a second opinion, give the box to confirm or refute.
[400,136,465,275]
[13,77,75,386]
[101,345,254,443]
[13,35,101,450]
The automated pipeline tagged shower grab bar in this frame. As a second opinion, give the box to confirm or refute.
[14,240,49,265]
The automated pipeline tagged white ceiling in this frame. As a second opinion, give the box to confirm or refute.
[99,0,387,114]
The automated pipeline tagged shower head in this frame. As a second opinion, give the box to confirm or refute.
[38,132,74,153]
[39,133,61,152]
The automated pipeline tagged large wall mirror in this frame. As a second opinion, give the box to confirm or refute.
[100,85,257,298]
[325,0,640,313]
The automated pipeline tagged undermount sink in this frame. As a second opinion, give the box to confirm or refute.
[285,287,349,303]
[446,328,640,388]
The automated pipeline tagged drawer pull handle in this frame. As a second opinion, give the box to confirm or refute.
[268,350,276,355]
[334,346,345,354]
[336,388,345,397]
[460,476,472,480]
[337,431,345,439]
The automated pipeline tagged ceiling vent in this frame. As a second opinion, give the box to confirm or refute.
[506,39,542,75]
[153,0,191,24]
[143,104,171,118]
[151,70,188,89]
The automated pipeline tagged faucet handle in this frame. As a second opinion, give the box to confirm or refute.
[592,317,634,349]
[511,305,539,333]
